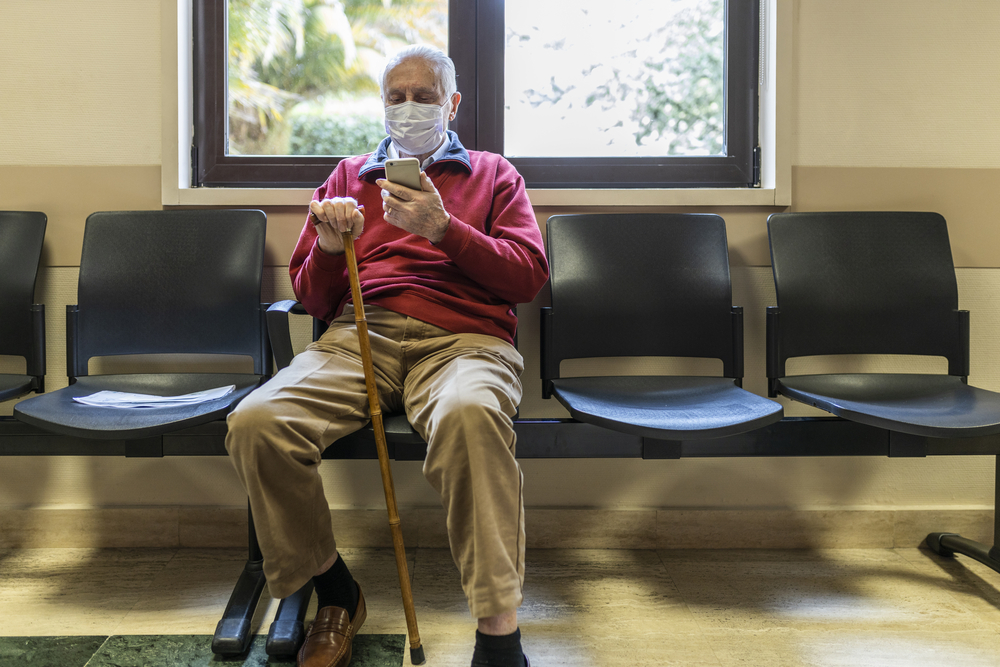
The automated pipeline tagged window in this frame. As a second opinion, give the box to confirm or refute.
[192,0,759,189]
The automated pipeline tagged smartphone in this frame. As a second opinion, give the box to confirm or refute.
[384,157,422,191]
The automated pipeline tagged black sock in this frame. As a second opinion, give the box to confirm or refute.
[312,555,359,618]
[471,628,526,667]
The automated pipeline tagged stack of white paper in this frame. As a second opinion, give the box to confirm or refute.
[72,385,236,409]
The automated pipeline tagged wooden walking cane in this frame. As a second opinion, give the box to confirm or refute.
[311,211,425,664]
[342,226,425,665]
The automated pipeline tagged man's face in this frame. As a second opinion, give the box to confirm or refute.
[384,58,448,108]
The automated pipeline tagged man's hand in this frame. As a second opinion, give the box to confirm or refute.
[309,197,365,255]
[377,172,451,244]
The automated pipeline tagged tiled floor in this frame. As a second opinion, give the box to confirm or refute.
[2,546,1000,666]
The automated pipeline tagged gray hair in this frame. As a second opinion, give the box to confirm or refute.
[380,44,457,101]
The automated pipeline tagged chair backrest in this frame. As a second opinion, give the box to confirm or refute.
[0,211,47,366]
[542,213,741,385]
[767,211,966,378]
[70,210,269,377]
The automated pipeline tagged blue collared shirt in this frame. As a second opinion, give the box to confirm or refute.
[358,130,472,181]
[387,137,452,168]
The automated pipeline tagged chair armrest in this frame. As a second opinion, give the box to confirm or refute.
[765,306,782,397]
[266,300,309,370]
[29,304,45,391]
[539,306,555,399]
[66,304,81,381]
[730,305,744,384]
[952,309,970,379]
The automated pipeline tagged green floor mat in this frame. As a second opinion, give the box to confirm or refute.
[0,634,404,667]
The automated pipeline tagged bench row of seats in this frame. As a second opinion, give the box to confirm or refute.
[0,211,46,403]
[2,208,1000,658]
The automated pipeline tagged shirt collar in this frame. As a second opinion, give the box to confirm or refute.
[387,139,452,169]
[359,130,471,180]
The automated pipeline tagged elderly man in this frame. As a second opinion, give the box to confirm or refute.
[226,44,547,667]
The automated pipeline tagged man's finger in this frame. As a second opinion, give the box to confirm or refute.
[377,179,413,202]
[419,171,436,193]
[309,201,326,225]
[350,205,366,231]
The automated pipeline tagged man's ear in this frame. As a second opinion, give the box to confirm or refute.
[448,92,462,121]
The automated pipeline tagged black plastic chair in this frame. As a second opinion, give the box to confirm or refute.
[14,209,270,440]
[11,210,272,653]
[767,211,1000,574]
[0,211,47,402]
[541,213,783,453]
[214,299,425,658]
[240,296,521,656]
[11,210,272,654]
[267,300,427,452]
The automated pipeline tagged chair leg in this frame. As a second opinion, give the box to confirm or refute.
[265,579,315,656]
[926,454,1000,576]
[212,500,267,655]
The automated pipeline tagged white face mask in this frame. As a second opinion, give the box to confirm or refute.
[384,101,448,155]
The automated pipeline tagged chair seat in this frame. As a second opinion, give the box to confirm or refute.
[777,374,1000,438]
[551,376,784,440]
[0,374,36,403]
[378,412,425,444]
[14,373,264,439]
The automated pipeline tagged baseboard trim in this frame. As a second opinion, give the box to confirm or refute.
[0,507,992,550]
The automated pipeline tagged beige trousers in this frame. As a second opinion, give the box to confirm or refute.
[225,306,525,619]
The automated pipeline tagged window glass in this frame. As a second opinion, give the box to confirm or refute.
[192,0,757,189]
[505,0,725,159]
[226,0,448,157]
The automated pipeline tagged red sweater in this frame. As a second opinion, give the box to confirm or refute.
[290,136,549,344]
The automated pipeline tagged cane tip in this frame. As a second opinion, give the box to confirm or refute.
[410,645,426,664]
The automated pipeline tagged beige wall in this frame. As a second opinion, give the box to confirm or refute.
[2,0,999,514]
[793,0,1000,169]
[1,1,162,167]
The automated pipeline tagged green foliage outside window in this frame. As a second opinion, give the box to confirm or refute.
[505,0,725,158]
[229,0,727,159]
[287,109,386,156]
[227,0,446,157]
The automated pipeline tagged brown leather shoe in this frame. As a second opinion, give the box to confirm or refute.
[297,584,367,667]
